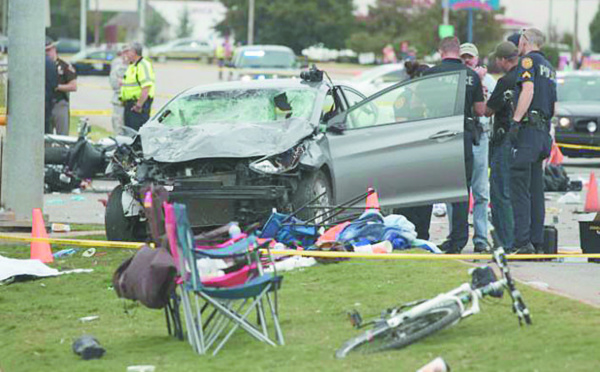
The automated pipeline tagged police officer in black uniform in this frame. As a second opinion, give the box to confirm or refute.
[511,28,556,254]
[485,41,520,251]
[423,37,486,253]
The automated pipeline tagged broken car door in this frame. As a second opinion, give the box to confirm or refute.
[326,70,468,207]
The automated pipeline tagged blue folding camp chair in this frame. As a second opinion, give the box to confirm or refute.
[172,203,284,355]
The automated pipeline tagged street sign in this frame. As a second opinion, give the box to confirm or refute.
[446,0,500,11]
[438,24,455,39]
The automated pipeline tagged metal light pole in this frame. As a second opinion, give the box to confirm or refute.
[1,0,45,221]
[247,0,255,45]
[80,0,86,52]
[443,0,449,25]
[139,0,146,44]
[547,0,553,42]
[467,8,473,43]
[573,0,579,67]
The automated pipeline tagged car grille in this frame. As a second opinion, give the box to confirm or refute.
[575,118,599,133]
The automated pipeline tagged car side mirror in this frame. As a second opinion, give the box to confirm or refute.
[327,113,347,134]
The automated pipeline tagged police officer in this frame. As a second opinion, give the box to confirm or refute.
[46,37,78,135]
[510,28,556,254]
[423,37,486,253]
[120,42,155,131]
[485,41,520,251]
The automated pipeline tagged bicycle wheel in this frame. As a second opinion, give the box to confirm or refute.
[335,300,461,358]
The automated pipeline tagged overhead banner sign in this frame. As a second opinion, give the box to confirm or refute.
[446,0,500,11]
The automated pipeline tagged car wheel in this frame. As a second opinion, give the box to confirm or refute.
[292,169,333,224]
[105,185,146,241]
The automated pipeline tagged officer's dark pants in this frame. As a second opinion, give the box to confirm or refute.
[510,126,551,248]
[45,99,54,134]
[490,136,514,249]
[124,98,153,131]
[446,130,474,250]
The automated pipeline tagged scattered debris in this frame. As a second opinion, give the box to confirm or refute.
[82,248,97,258]
[70,195,86,202]
[46,199,65,206]
[51,223,71,233]
[557,192,581,205]
[127,366,156,372]
[53,248,78,259]
[79,315,99,323]
[417,357,450,372]
[526,281,550,290]
[72,335,105,360]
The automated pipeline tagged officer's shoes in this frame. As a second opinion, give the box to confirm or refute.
[474,243,489,253]
[440,241,462,254]
[511,243,536,255]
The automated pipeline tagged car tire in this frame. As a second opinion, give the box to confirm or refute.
[292,169,333,223]
[105,185,146,242]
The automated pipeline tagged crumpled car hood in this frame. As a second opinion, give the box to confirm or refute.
[139,117,316,163]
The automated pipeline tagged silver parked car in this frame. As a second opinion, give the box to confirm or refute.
[149,38,213,62]
[105,67,467,241]
[229,45,304,81]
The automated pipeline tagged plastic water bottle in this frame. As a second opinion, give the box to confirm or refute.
[53,248,78,258]
[228,223,242,239]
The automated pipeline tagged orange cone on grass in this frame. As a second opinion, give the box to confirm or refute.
[584,172,600,212]
[366,187,380,211]
[468,192,474,214]
[31,208,53,263]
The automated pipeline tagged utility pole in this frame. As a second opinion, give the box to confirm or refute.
[443,0,449,25]
[548,0,553,42]
[80,0,86,52]
[467,8,473,43]
[1,0,45,221]
[573,0,579,68]
[247,0,255,45]
[139,0,146,44]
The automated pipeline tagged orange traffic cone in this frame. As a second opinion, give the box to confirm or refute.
[584,172,599,212]
[31,208,53,263]
[366,188,381,210]
[549,142,564,165]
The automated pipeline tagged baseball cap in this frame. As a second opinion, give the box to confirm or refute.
[45,36,58,50]
[508,32,521,47]
[492,41,519,60]
[459,43,479,57]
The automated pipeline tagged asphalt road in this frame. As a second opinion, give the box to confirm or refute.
[54,61,600,307]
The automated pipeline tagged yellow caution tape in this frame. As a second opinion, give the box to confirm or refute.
[75,59,112,66]
[556,142,600,151]
[0,234,144,249]
[262,249,600,260]
[1,234,596,259]
[70,109,112,116]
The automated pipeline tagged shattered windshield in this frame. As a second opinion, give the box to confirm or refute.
[157,88,318,127]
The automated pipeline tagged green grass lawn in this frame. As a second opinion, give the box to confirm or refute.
[1,240,600,371]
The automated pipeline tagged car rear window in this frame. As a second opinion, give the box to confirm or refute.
[157,88,317,127]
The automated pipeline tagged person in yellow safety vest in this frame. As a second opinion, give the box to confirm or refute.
[215,42,226,80]
[120,42,155,131]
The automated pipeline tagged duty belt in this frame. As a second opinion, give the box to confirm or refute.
[523,110,550,131]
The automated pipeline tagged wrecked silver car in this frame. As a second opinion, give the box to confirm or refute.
[105,68,469,241]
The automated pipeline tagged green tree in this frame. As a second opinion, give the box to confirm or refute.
[216,0,354,54]
[176,6,194,39]
[590,5,600,53]
[146,10,167,46]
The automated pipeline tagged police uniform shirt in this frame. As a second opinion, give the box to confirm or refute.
[487,66,518,130]
[516,51,557,120]
[54,57,77,103]
[423,58,484,121]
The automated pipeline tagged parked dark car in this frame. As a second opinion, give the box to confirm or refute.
[554,71,600,157]
[69,48,117,76]
[105,68,469,241]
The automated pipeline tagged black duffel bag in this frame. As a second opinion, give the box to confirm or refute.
[113,244,176,309]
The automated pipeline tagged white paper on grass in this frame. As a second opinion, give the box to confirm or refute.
[0,255,60,283]
[0,255,93,284]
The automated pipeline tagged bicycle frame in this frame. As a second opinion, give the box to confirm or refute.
[386,278,508,328]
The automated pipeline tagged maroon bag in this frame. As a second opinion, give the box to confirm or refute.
[113,244,176,309]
